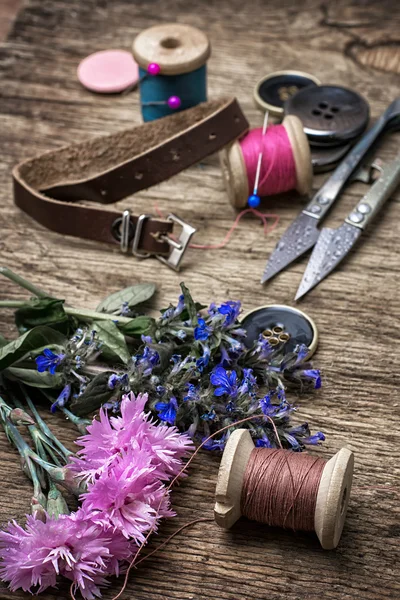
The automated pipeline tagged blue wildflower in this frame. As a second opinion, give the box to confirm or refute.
[184,383,200,402]
[196,346,210,372]
[107,374,120,390]
[255,335,274,359]
[50,384,71,413]
[176,329,187,340]
[71,328,84,343]
[171,354,181,364]
[141,335,153,344]
[155,396,178,424]
[303,431,325,445]
[174,294,185,317]
[119,373,129,388]
[259,394,292,419]
[219,345,231,367]
[255,436,274,448]
[201,408,216,421]
[121,301,131,316]
[226,400,235,413]
[202,433,227,451]
[284,433,302,451]
[276,387,286,401]
[238,368,257,396]
[35,349,65,375]
[194,318,211,341]
[288,423,309,436]
[134,346,160,376]
[171,354,195,375]
[156,385,166,395]
[295,344,309,364]
[217,300,241,326]
[302,369,322,389]
[210,366,238,397]
[225,336,243,353]
[259,394,274,416]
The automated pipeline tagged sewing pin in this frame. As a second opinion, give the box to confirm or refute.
[141,95,182,110]
[248,110,269,208]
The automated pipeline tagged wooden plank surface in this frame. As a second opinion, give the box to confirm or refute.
[0,1,399,599]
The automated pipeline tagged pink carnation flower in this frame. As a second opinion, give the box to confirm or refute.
[70,392,193,483]
[81,444,174,542]
[0,508,131,599]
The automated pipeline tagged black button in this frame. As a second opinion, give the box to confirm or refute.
[241,305,318,357]
[311,142,352,173]
[284,85,370,146]
[254,71,321,116]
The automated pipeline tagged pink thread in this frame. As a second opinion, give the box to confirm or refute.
[153,205,280,251]
[240,125,298,196]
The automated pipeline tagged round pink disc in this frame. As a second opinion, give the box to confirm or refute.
[77,49,139,93]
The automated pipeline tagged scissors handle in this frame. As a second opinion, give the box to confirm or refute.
[344,156,400,230]
[304,99,400,221]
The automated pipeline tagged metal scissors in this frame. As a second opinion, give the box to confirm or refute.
[294,155,400,299]
[261,98,400,295]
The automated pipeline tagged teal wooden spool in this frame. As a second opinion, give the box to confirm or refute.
[133,23,211,123]
[138,65,207,122]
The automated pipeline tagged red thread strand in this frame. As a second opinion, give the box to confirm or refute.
[153,204,280,250]
[240,125,298,196]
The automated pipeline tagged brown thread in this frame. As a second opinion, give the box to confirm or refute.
[241,449,325,532]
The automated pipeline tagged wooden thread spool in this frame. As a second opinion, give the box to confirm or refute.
[214,429,354,549]
[220,115,312,208]
[132,23,211,122]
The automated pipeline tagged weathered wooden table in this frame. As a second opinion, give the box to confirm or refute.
[0,1,399,599]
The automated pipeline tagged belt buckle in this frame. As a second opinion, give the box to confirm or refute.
[156,213,196,271]
[125,212,196,270]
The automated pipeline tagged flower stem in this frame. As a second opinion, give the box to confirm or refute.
[0,300,133,324]
[22,387,73,461]
[0,267,48,298]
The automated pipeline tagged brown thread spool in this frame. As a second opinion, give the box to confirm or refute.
[214,429,354,549]
[219,115,312,208]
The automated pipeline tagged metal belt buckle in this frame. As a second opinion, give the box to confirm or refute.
[122,211,196,270]
[156,213,196,271]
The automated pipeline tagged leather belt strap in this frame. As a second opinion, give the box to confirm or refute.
[13,97,249,255]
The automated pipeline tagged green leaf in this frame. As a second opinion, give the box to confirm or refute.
[119,316,156,338]
[0,334,7,348]
[5,367,63,388]
[0,327,66,371]
[92,321,131,365]
[180,282,198,325]
[96,283,156,314]
[70,371,115,416]
[14,297,70,334]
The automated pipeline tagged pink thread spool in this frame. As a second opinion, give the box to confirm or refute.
[220,115,313,208]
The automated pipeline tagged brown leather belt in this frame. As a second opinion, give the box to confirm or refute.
[13,97,248,268]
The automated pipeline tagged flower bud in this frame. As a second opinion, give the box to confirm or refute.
[47,487,70,518]
[9,408,35,426]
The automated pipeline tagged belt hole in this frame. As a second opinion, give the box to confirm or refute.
[209,133,216,140]
[135,172,143,180]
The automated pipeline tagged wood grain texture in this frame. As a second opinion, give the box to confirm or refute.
[0,1,399,599]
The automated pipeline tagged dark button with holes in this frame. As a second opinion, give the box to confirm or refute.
[284,85,370,146]
[241,304,318,358]
[254,71,321,116]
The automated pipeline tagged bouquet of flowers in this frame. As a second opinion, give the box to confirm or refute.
[0,267,323,597]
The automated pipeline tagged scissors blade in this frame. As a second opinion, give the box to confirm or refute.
[294,223,362,300]
[261,212,320,284]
